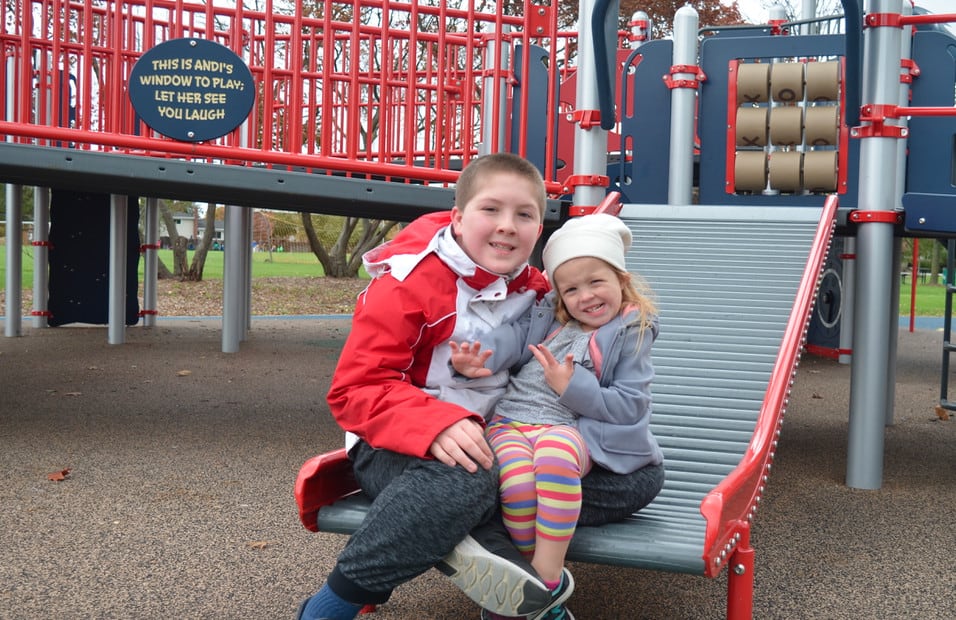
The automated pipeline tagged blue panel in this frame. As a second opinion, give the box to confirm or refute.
[511,44,559,180]
[616,40,674,204]
[903,192,956,235]
[906,30,956,197]
[48,191,141,326]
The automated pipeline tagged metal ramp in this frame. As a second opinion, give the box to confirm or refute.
[564,202,836,574]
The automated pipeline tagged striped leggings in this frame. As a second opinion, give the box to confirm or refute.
[486,417,592,555]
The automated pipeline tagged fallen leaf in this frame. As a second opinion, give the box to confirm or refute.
[177,369,192,377]
[64,392,82,397]
[245,540,277,550]
[934,405,950,421]
[47,468,71,482]
[811,392,823,399]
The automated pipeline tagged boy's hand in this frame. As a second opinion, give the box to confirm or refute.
[429,418,494,473]
[528,343,574,396]
[449,341,494,378]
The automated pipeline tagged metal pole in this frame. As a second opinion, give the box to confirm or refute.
[479,22,510,156]
[243,207,252,331]
[572,0,610,210]
[31,49,50,329]
[846,0,904,490]
[32,187,50,328]
[108,194,128,344]
[222,205,244,353]
[667,6,699,206]
[4,54,21,337]
[5,184,22,337]
[143,197,159,327]
[801,0,818,34]
[884,1,914,425]
[839,236,856,365]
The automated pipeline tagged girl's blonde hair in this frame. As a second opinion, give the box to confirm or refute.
[554,267,658,336]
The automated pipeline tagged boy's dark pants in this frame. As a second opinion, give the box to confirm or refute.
[327,440,665,604]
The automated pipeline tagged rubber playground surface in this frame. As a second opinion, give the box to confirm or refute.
[1,318,954,619]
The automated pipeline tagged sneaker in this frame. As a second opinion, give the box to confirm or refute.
[436,518,551,616]
[535,603,575,620]
[479,606,575,620]
[527,569,574,620]
[477,568,575,620]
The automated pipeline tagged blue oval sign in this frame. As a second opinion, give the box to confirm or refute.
[128,38,255,143]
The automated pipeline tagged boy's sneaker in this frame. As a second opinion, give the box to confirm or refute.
[477,568,575,620]
[436,519,551,616]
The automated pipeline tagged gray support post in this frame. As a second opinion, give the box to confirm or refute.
[143,198,159,327]
[667,6,699,206]
[801,0,818,34]
[479,22,510,156]
[846,0,905,490]
[222,205,245,353]
[571,0,610,210]
[884,1,914,425]
[839,236,856,365]
[4,53,21,337]
[32,187,50,328]
[243,206,252,331]
[5,184,22,336]
[108,194,128,345]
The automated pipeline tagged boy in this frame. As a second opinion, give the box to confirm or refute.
[297,153,557,620]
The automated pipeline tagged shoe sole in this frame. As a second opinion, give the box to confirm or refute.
[436,535,551,616]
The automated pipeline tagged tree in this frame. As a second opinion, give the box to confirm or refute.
[155,199,216,281]
[755,0,844,21]
[301,214,399,278]
[618,1,746,38]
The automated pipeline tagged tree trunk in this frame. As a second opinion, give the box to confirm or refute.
[159,200,188,278]
[301,213,399,278]
[184,204,218,281]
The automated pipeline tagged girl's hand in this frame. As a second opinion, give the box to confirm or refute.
[528,343,574,395]
[449,340,494,378]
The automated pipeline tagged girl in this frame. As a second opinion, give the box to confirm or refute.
[452,213,664,620]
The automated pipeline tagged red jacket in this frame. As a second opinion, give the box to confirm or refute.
[326,212,548,457]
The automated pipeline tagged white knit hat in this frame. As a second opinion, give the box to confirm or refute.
[542,213,632,276]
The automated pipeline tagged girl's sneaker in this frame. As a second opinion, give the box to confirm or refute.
[528,568,574,620]
[479,568,575,620]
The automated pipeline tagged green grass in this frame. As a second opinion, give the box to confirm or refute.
[0,247,330,282]
[899,279,948,317]
[0,246,950,316]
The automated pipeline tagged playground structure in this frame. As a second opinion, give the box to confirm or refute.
[2,0,956,617]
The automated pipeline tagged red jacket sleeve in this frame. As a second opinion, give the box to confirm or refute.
[326,257,483,457]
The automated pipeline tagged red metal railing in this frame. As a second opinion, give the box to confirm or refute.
[0,0,587,195]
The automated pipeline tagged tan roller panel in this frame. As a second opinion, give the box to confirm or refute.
[804,106,839,146]
[736,63,770,104]
[734,150,768,193]
[769,106,803,146]
[806,61,841,102]
[769,151,803,192]
[803,150,839,192]
[735,106,769,147]
[770,62,805,102]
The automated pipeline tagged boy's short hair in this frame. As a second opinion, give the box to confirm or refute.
[455,153,546,219]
